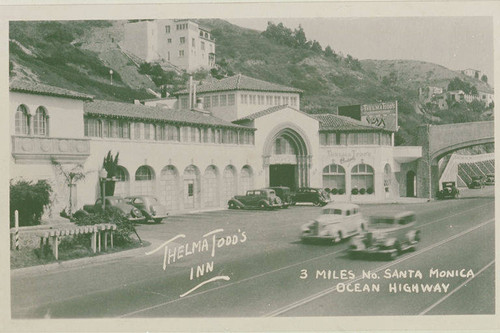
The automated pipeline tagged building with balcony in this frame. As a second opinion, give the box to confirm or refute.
[10,75,423,218]
[122,19,216,72]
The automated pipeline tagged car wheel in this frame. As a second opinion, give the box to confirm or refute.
[414,230,421,242]
[333,231,342,244]
[260,202,266,209]
[228,202,235,209]
[387,251,398,260]
[153,218,163,224]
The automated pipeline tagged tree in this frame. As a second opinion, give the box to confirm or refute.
[51,158,89,218]
[293,25,307,48]
[310,40,323,53]
[481,74,488,83]
[474,71,479,79]
[10,179,52,227]
[324,45,334,57]
[102,151,120,196]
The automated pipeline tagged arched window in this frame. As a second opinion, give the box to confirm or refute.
[15,105,29,135]
[223,165,237,204]
[273,136,297,155]
[351,163,374,193]
[33,106,48,136]
[240,165,254,194]
[322,164,346,193]
[114,166,130,197]
[135,165,155,195]
[160,165,179,209]
[203,165,219,207]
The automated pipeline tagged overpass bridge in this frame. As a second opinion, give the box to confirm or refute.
[415,121,494,198]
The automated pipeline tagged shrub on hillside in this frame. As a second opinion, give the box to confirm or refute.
[10,179,52,227]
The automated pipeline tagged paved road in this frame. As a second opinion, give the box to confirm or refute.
[11,187,495,318]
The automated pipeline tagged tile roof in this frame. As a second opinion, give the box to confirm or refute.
[233,105,317,122]
[312,114,392,132]
[174,74,303,95]
[10,80,94,101]
[84,100,252,130]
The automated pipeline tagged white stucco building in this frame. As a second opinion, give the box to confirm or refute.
[122,19,215,72]
[10,75,422,218]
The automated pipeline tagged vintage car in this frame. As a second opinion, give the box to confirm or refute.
[267,186,292,208]
[436,181,459,199]
[467,176,484,189]
[300,203,366,243]
[83,196,145,222]
[292,187,330,206]
[484,173,495,186]
[348,211,420,260]
[228,189,282,209]
[125,195,169,223]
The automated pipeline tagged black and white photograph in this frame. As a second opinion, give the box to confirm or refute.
[2,1,499,332]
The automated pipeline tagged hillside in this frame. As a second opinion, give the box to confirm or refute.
[9,19,494,146]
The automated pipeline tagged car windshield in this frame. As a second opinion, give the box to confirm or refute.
[371,218,396,225]
[322,208,342,215]
[108,198,123,205]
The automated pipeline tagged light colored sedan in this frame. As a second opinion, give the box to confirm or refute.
[301,203,366,243]
[125,195,169,223]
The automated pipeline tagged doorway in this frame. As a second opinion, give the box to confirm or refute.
[270,165,297,190]
[406,171,416,197]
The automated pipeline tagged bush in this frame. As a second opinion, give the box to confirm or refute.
[359,188,366,195]
[351,188,359,195]
[10,179,52,227]
[324,188,331,193]
[338,189,345,195]
[331,188,338,195]
[367,187,374,194]
[72,208,135,246]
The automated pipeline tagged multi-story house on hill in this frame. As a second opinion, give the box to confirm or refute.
[122,19,215,72]
[462,68,484,79]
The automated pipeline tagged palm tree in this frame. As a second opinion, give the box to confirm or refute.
[102,151,119,196]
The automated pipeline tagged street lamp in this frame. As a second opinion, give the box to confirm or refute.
[99,168,108,210]
[109,69,114,85]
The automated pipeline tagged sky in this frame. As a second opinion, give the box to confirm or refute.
[227,17,494,84]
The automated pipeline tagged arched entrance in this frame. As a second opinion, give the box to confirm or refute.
[263,126,311,191]
[406,170,416,197]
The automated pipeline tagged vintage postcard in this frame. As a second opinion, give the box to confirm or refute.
[2,1,499,332]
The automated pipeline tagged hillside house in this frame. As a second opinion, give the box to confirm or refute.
[462,68,483,79]
[122,19,216,72]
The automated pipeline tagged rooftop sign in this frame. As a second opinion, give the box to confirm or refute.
[360,101,398,132]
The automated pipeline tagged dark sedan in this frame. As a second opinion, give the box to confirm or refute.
[291,187,330,206]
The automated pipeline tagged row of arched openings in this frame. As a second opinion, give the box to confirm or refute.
[322,163,375,193]
[113,164,254,210]
[15,104,49,136]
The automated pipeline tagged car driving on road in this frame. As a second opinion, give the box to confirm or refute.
[348,211,420,260]
[300,203,366,243]
[437,181,459,199]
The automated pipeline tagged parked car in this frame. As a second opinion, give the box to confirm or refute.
[125,195,169,223]
[436,181,459,199]
[348,211,420,260]
[292,187,329,206]
[484,173,495,186]
[467,176,484,189]
[300,203,366,243]
[228,189,282,209]
[267,186,292,208]
[83,196,145,222]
